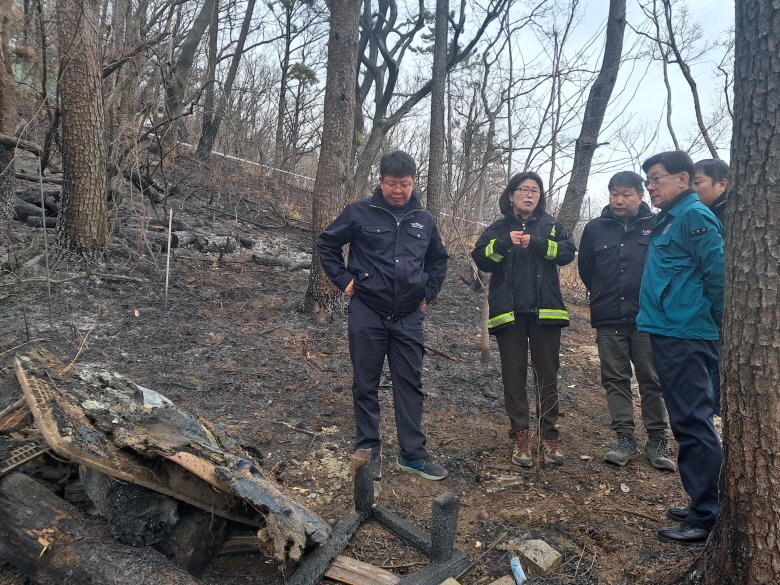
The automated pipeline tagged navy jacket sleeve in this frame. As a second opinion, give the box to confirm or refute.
[316,206,357,292]
[577,223,595,291]
[423,220,449,302]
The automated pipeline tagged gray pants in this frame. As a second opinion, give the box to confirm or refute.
[596,326,669,437]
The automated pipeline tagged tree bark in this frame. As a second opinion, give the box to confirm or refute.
[0,471,200,585]
[557,0,625,232]
[304,0,362,316]
[55,0,109,261]
[693,2,780,583]
[426,0,449,218]
[0,0,16,239]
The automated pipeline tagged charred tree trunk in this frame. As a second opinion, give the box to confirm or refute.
[55,0,109,261]
[304,0,362,317]
[0,0,16,240]
[692,2,780,584]
[0,471,200,585]
[557,0,625,232]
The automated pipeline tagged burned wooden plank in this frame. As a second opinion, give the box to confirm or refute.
[324,555,401,585]
[395,551,469,585]
[430,492,460,563]
[371,506,432,556]
[287,512,363,585]
[0,471,200,585]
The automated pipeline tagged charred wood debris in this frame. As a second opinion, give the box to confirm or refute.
[1,352,468,585]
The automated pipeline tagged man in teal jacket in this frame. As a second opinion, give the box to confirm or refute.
[637,151,724,544]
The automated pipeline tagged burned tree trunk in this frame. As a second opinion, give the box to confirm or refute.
[0,471,200,585]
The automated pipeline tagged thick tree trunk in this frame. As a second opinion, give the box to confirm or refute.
[693,2,780,584]
[0,0,16,239]
[304,0,362,316]
[55,0,109,261]
[0,472,200,585]
[557,0,625,232]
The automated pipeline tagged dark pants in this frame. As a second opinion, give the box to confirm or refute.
[596,327,669,437]
[495,314,561,439]
[348,296,429,461]
[650,335,723,530]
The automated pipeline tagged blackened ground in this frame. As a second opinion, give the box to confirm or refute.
[0,156,700,585]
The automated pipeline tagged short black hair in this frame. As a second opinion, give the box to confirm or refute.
[379,150,416,179]
[642,150,695,187]
[694,158,730,184]
[498,171,546,215]
[608,171,644,194]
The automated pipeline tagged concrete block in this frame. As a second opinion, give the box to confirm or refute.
[517,539,563,575]
[438,578,461,585]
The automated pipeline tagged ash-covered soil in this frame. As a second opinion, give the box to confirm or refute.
[0,156,700,585]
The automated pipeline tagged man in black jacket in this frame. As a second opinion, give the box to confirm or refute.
[578,171,675,471]
[317,151,449,481]
[694,159,729,227]
[693,159,729,417]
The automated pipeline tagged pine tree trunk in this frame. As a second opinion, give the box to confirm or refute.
[0,0,16,239]
[304,0,362,317]
[54,0,109,261]
[693,2,780,583]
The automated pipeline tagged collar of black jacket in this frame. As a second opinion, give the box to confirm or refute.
[371,185,424,211]
[710,191,728,210]
[600,201,654,222]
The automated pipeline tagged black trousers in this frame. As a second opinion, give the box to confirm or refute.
[348,296,429,461]
[495,314,561,439]
[650,335,723,530]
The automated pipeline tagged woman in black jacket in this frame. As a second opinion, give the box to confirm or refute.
[472,172,576,467]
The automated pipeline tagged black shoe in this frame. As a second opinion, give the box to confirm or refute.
[666,506,690,522]
[657,522,709,544]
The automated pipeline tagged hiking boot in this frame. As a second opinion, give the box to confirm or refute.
[512,430,533,467]
[604,433,639,466]
[395,456,448,480]
[371,451,382,481]
[540,438,564,465]
[645,435,677,472]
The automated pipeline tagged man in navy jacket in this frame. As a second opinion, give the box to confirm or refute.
[318,151,449,481]
[578,172,674,472]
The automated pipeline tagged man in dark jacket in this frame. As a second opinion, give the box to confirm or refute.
[578,172,674,471]
[694,158,729,416]
[638,150,724,544]
[694,159,729,227]
[317,151,449,481]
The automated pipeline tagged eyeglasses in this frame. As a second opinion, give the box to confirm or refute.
[643,173,675,187]
[514,186,540,195]
[382,181,414,190]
